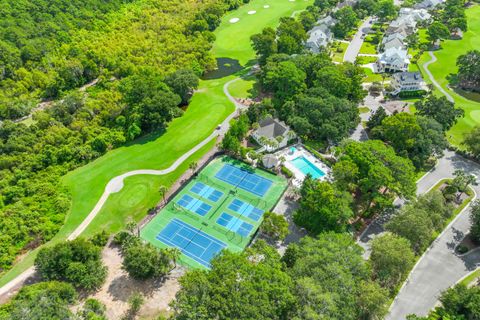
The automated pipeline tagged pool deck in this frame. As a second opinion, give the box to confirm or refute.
[277,145,331,186]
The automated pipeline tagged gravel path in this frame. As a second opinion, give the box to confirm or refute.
[0,77,246,299]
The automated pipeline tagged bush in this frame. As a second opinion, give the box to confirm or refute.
[281,165,293,178]
[91,230,110,247]
[398,90,427,98]
[456,244,469,254]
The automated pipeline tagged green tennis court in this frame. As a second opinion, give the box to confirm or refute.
[140,156,287,269]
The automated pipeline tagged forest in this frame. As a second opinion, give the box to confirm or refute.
[0,0,249,274]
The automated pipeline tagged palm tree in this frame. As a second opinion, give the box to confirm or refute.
[158,185,168,206]
[168,248,181,270]
[189,161,198,174]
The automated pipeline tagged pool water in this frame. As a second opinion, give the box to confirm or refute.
[291,156,326,179]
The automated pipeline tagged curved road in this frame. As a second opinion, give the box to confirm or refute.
[387,151,480,319]
[0,77,246,299]
[422,51,455,103]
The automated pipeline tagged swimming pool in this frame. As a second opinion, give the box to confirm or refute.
[291,156,326,179]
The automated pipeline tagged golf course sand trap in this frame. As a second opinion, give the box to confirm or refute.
[229,18,240,23]
[248,10,257,14]
[264,5,270,8]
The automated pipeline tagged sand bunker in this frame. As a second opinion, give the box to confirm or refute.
[248,10,257,14]
[229,18,240,23]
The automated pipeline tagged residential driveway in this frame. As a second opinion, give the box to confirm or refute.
[386,151,480,319]
[343,18,373,63]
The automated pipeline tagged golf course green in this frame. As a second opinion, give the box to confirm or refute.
[0,0,313,287]
[419,5,480,146]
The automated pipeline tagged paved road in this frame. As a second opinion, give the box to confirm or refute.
[0,77,246,300]
[422,51,454,103]
[382,151,480,319]
[343,18,373,63]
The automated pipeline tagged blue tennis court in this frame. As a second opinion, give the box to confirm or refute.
[228,198,264,222]
[216,213,254,237]
[177,194,212,216]
[156,218,226,268]
[190,182,224,202]
[215,164,273,196]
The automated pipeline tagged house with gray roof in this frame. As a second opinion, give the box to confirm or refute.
[414,0,444,9]
[252,118,293,152]
[306,16,336,53]
[391,71,429,95]
[376,47,410,73]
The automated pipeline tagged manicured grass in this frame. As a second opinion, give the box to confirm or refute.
[359,41,377,55]
[213,0,313,65]
[331,41,349,63]
[460,268,480,286]
[362,67,389,83]
[359,106,370,114]
[418,5,480,146]
[356,55,378,65]
[0,0,312,285]
[141,156,287,268]
[228,75,258,99]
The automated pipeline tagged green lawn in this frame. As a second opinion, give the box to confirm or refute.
[460,268,480,286]
[362,67,389,83]
[418,5,480,146]
[228,75,258,99]
[141,157,287,269]
[359,41,377,55]
[331,41,349,63]
[0,0,313,286]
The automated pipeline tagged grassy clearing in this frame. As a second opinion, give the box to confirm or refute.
[418,5,480,146]
[359,106,370,113]
[0,0,313,286]
[362,68,389,83]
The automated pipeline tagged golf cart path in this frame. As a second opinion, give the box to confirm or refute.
[0,77,245,298]
[422,51,455,103]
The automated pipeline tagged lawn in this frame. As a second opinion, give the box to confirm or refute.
[362,67,389,83]
[418,5,480,146]
[228,75,258,99]
[331,41,349,63]
[359,41,377,55]
[0,0,313,286]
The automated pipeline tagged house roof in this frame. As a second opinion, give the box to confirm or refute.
[379,47,409,65]
[382,32,406,44]
[256,118,289,139]
[393,71,424,83]
[307,25,332,47]
[262,154,279,169]
[383,37,405,50]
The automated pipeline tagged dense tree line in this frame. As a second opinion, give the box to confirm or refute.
[173,235,390,320]
[456,50,480,93]
[0,281,107,320]
[0,0,247,275]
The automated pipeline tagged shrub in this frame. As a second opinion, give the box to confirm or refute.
[260,212,289,241]
[281,165,293,178]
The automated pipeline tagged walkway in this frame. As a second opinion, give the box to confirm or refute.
[343,18,373,63]
[357,150,480,319]
[422,51,454,103]
[0,77,246,300]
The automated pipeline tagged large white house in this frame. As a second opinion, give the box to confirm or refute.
[399,8,432,22]
[306,16,336,53]
[391,71,429,95]
[376,47,410,73]
[252,118,294,152]
[414,0,444,9]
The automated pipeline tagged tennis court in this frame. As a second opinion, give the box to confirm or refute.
[215,164,273,196]
[190,182,224,202]
[156,218,226,268]
[228,198,264,221]
[216,212,254,237]
[177,194,212,216]
[141,156,287,269]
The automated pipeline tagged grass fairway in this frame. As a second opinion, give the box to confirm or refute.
[0,0,312,286]
[213,0,313,65]
[418,5,480,146]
